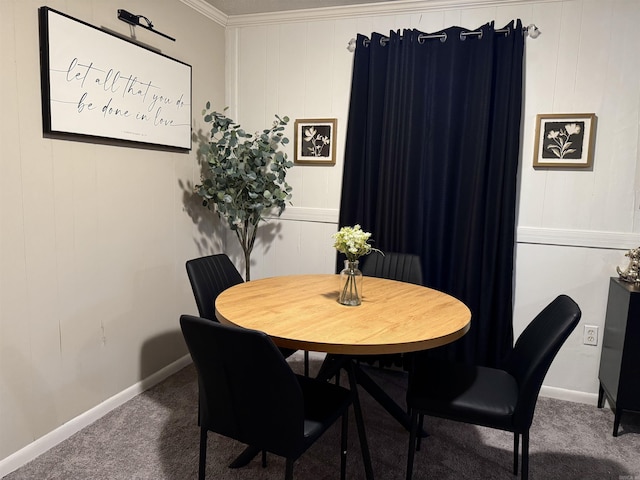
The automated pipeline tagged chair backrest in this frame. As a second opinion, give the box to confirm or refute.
[506,294,581,428]
[180,315,305,457]
[186,254,243,320]
[360,252,423,285]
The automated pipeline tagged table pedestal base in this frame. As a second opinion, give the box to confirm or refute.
[317,354,427,437]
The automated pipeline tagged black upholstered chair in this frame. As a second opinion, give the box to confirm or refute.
[180,315,352,480]
[185,253,296,359]
[359,252,423,369]
[360,252,423,286]
[185,253,244,321]
[405,294,581,480]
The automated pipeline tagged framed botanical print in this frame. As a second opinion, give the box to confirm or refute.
[294,118,337,165]
[533,113,597,168]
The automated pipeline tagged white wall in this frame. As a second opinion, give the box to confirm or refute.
[225,0,640,400]
[0,0,226,467]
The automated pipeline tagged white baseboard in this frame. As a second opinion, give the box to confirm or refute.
[540,384,599,406]
[0,355,193,478]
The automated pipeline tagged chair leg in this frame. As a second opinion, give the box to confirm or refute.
[199,427,207,480]
[406,409,419,480]
[416,414,424,451]
[285,458,294,480]
[522,430,529,480]
[513,432,519,475]
[341,411,348,480]
[304,351,309,377]
[262,450,267,468]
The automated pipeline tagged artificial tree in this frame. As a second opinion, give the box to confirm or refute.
[196,103,293,280]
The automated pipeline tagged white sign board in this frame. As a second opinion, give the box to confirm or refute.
[39,7,192,150]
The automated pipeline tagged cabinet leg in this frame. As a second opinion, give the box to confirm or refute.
[613,409,622,437]
[597,384,605,408]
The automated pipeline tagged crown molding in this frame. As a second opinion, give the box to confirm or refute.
[181,0,560,28]
[179,0,228,27]
[224,0,558,27]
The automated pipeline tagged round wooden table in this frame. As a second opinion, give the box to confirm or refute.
[215,274,471,355]
[215,273,471,480]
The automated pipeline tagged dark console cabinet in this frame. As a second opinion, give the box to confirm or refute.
[598,277,640,436]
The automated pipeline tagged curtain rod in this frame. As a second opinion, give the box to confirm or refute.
[347,24,539,52]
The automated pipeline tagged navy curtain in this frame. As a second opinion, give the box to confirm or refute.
[339,21,524,367]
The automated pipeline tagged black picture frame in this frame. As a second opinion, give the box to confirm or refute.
[39,7,192,151]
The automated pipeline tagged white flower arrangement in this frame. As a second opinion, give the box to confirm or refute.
[332,224,380,262]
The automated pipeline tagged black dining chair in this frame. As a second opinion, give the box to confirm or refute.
[185,253,297,360]
[405,294,581,480]
[180,314,353,480]
[359,252,423,369]
[185,253,244,321]
[360,251,423,286]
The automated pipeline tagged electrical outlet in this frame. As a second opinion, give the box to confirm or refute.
[583,325,598,346]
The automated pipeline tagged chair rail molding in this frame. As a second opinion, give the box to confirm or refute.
[265,207,640,251]
[265,206,340,224]
[517,227,640,250]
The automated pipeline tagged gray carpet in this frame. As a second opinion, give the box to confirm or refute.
[4,356,640,480]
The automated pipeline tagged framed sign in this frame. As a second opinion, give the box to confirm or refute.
[533,113,597,168]
[294,118,337,165]
[39,7,192,150]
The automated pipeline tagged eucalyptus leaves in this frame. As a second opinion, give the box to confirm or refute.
[196,103,293,280]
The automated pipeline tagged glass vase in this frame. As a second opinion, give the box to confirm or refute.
[339,260,363,306]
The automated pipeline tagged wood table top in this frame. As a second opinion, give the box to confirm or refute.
[215,274,471,355]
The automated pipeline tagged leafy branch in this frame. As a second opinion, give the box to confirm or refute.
[195,103,293,280]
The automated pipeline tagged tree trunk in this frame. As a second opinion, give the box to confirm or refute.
[237,219,258,282]
[243,248,251,281]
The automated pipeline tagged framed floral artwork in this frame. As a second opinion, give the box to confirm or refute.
[533,113,597,168]
[294,118,337,165]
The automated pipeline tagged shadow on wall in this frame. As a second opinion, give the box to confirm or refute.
[178,127,223,257]
[181,127,284,274]
[132,261,189,379]
[140,331,187,381]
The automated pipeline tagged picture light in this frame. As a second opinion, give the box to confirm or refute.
[117,9,176,42]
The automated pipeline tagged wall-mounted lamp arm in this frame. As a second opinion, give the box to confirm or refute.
[117,9,176,42]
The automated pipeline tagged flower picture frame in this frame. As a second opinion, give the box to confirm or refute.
[533,113,597,168]
[294,118,337,165]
